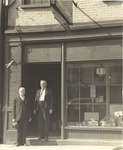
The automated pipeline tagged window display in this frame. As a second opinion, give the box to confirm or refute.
[66,61,122,127]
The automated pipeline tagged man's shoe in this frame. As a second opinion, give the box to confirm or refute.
[44,137,48,142]
[16,143,24,146]
[38,137,43,142]
[16,144,21,146]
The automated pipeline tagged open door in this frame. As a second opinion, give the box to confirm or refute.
[22,63,61,138]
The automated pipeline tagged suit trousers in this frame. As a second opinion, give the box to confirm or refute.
[37,102,49,139]
[17,118,27,145]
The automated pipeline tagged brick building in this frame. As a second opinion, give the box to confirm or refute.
[1,0,123,145]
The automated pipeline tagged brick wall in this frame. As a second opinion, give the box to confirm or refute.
[73,0,123,23]
[16,8,58,26]
[7,0,123,27]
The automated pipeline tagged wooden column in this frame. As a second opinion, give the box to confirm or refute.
[61,42,65,139]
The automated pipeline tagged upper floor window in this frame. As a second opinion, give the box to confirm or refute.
[24,0,48,4]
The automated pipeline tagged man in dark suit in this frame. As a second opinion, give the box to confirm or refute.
[35,80,53,142]
[12,87,31,146]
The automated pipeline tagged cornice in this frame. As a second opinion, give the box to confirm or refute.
[4,24,122,43]
[5,20,123,35]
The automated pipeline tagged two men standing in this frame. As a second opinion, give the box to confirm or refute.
[13,80,53,146]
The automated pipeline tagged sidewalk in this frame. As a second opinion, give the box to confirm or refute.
[0,144,120,150]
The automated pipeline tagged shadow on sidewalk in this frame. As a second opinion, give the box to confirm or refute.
[26,137,58,146]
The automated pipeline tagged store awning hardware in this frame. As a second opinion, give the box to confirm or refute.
[5,59,15,69]
[50,0,73,31]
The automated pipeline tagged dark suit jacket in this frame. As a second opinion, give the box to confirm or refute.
[35,89,53,112]
[13,96,30,122]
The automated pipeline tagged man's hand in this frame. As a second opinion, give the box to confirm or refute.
[33,110,36,115]
[12,120,17,128]
[28,117,32,122]
[13,122,17,126]
[49,109,53,114]
[12,119,15,122]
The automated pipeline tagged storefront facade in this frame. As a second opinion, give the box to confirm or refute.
[3,26,122,144]
[1,0,123,145]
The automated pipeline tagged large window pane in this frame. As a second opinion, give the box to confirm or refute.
[110,65,122,104]
[66,61,122,127]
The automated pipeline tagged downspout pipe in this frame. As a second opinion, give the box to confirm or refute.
[0,0,6,143]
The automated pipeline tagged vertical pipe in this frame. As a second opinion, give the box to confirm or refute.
[0,0,4,143]
[61,42,65,139]
[79,67,81,122]
[106,67,110,119]
[91,67,95,112]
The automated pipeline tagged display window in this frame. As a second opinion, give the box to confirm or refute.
[66,61,122,127]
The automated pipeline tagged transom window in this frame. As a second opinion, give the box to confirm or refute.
[23,0,49,4]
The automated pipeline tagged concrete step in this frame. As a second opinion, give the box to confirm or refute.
[26,136,123,147]
[56,139,123,146]
[26,136,60,146]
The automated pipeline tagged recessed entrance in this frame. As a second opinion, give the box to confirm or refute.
[22,63,61,138]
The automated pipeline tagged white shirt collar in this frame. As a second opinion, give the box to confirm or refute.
[19,95,25,101]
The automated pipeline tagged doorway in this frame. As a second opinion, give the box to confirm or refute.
[22,63,61,138]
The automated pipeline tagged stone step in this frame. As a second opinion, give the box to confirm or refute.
[56,139,123,146]
[26,136,60,146]
[26,136,123,146]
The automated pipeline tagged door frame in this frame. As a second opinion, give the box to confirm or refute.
[22,62,62,137]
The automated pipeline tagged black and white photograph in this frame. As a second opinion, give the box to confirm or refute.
[0,0,123,150]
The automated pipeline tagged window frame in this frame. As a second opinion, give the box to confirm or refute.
[66,61,122,127]
[21,0,51,7]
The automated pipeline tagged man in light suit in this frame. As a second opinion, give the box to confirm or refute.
[12,87,31,146]
[35,80,53,142]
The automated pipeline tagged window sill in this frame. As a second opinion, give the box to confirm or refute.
[21,4,51,9]
[103,0,123,2]
[65,126,123,131]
